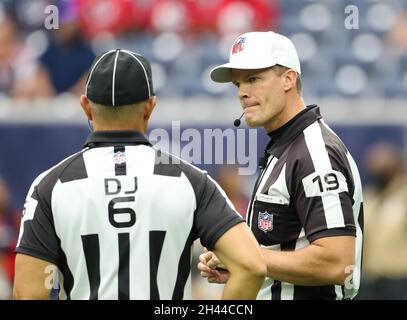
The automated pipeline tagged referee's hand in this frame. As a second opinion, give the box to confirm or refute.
[198,250,230,284]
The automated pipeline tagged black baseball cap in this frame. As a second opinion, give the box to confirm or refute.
[85,49,154,107]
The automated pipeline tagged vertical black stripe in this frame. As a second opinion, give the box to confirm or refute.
[271,242,296,300]
[281,241,296,251]
[81,234,100,300]
[318,121,349,156]
[260,153,287,194]
[153,150,182,177]
[247,170,265,226]
[271,281,281,300]
[358,203,364,232]
[60,152,88,183]
[358,203,364,287]
[59,247,75,300]
[319,122,354,196]
[339,192,355,226]
[118,233,130,300]
[172,231,193,299]
[247,156,274,227]
[149,231,166,300]
[114,145,126,176]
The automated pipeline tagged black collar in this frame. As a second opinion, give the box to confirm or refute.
[266,104,321,158]
[84,130,152,148]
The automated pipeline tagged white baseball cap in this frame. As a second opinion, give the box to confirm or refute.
[210,31,301,83]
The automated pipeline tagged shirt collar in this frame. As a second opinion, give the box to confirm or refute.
[266,104,321,158]
[84,130,152,148]
[267,106,310,143]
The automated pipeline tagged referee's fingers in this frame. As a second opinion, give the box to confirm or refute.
[197,261,211,273]
[198,253,205,264]
[207,271,221,283]
[199,251,213,264]
[207,255,220,269]
[198,253,207,264]
[200,270,213,278]
[199,265,218,278]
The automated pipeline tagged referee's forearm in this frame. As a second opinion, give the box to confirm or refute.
[261,249,340,285]
[221,272,264,299]
[260,239,354,286]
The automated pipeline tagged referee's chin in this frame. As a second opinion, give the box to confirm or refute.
[244,118,262,128]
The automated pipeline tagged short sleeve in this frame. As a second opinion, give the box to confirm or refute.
[287,134,356,243]
[181,163,244,250]
[16,180,60,265]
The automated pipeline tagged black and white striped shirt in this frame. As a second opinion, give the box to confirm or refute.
[16,130,243,300]
[247,105,363,300]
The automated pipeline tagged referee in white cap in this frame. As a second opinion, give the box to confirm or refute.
[13,49,266,300]
[198,31,364,300]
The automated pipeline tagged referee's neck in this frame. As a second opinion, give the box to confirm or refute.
[92,121,147,133]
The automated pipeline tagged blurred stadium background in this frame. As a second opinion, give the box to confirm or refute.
[0,0,407,299]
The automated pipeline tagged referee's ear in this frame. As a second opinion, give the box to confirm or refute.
[80,95,93,121]
[282,69,298,93]
[144,96,157,121]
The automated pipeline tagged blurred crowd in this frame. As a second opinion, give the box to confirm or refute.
[0,0,278,99]
[0,0,407,99]
[0,177,19,299]
[358,142,407,300]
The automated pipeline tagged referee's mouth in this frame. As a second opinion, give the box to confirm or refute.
[243,101,260,109]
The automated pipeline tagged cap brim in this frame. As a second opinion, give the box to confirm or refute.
[210,61,277,83]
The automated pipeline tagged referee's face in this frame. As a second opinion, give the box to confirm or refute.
[232,67,287,132]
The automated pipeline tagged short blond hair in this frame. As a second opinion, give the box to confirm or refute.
[273,64,302,92]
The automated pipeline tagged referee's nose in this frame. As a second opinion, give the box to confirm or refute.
[237,84,250,101]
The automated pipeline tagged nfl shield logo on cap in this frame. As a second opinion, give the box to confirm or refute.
[258,211,273,233]
[232,36,246,54]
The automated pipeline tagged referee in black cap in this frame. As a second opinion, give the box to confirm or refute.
[13,49,266,300]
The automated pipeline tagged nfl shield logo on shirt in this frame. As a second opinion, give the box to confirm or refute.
[114,151,126,165]
[258,211,273,233]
